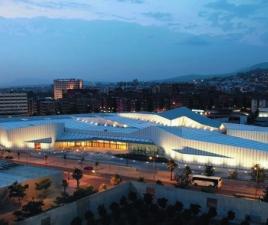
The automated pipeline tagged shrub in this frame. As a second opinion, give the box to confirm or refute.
[70,217,82,225]
[98,183,107,192]
[228,170,238,179]
[156,180,163,185]
[110,174,122,186]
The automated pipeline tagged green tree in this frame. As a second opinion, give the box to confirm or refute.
[174,201,184,212]
[70,217,82,225]
[120,196,128,207]
[204,165,215,176]
[262,186,268,202]
[98,204,107,218]
[35,178,51,199]
[184,165,192,177]
[72,168,83,189]
[227,210,235,221]
[110,174,122,186]
[228,170,238,179]
[0,219,8,225]
[72,186,95,200]
[143,193,153,205]
[167,159,178,180]
[251,164,265,183]
[176,165,193,188]
[190,204,201,216]
[84,210,95,225]
[207,207,217,219]
[128,191,138,202]
[15,200,44,218]
[8,181,29,205]
[157,197,168,209]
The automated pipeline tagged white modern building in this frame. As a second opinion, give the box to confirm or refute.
[0,107,268,169]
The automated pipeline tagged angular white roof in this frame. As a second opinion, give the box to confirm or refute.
[159,107,222,128]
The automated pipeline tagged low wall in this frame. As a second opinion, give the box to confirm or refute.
[131,181,268,224]
[16,182,133,225]
[16,181,268,225]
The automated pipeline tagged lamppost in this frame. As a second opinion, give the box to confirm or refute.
[149,154,158,181]
[254,166,260,199]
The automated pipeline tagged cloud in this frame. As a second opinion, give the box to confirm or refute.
[142,12,173,22]
[0,0,267,45]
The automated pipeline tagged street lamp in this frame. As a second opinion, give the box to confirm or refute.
[149,155,158,181]
[254,166,259,199]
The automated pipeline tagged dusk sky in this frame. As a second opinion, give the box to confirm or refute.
[0,0,268,85]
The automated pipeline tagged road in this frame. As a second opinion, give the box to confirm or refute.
[3,150,266,200]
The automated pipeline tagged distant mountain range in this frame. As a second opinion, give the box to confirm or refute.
[1,62,268,88]
[156,62,268,83]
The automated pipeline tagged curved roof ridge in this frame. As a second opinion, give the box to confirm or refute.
[159,107,221,128]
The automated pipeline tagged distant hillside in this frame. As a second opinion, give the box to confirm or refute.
[240,62,268,72]
[156,62,268,83]
[201,67,268,93]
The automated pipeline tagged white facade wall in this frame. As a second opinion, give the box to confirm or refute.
[0,128,8,147]
[0,123,64,150]
[227,129,268,144]
[133,126,268,169]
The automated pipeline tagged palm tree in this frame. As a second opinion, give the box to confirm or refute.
[263,186,268,202]
[8,181,29,205]
[95,161,99,171]
[204,164,215,176]
[44,154,48,164]
[17,151,20,160]
[251,164,265,183]
[167,159,178,180]
[72,168,83,189]
[62,179,68,195]
[184,165,192,177]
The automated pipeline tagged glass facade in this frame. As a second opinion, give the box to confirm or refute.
[54,139,159,155]
[55,140,128,151]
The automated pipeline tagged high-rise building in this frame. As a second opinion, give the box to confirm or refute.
[0,93,28,116]
[53,79,83,100]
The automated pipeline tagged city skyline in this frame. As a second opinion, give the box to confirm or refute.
[0,0,268,85]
